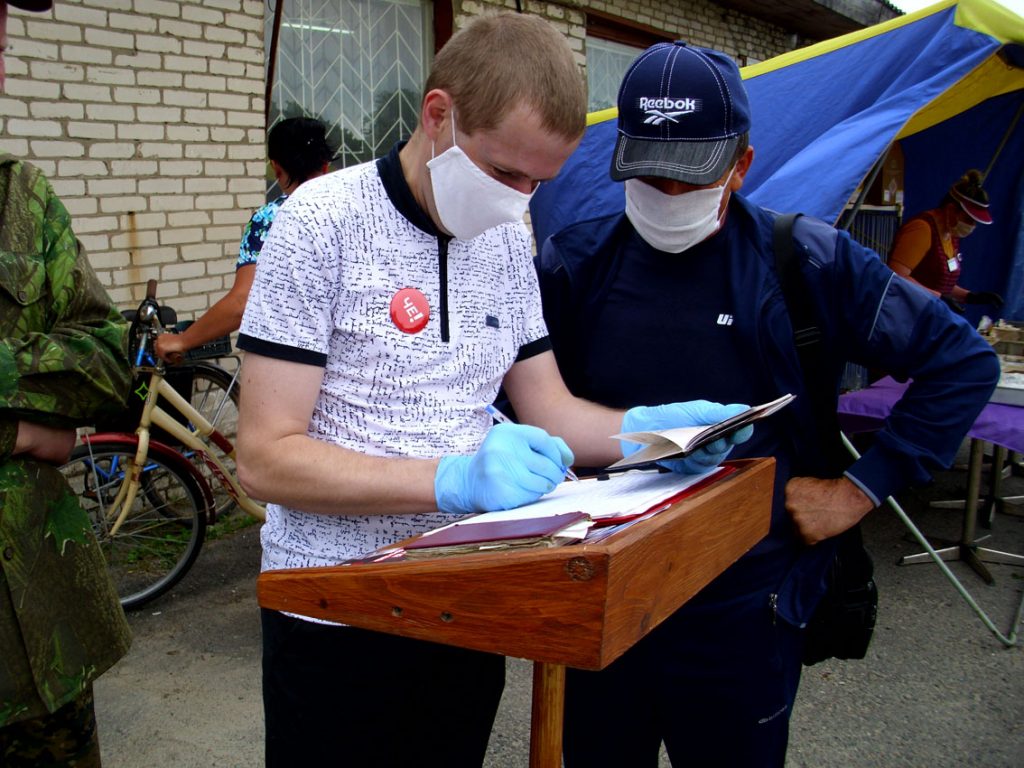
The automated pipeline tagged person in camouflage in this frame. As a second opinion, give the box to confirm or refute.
[0,154,133,766]
[1,3,133,764]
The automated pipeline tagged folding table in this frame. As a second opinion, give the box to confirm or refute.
[838,376,1024,646]
[838,375,1024,584]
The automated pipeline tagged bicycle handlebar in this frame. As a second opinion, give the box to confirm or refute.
[135,281,163,330]
[130,281,165,369]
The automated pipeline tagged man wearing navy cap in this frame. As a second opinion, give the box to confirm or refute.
[236,19,758,767]
[537,41,999,766]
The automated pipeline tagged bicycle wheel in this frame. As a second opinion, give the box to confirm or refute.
[185,362,240,517]
[61,442,207,609]
[187,362,239,436]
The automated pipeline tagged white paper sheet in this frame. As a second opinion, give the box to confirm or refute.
[422,467,722,539]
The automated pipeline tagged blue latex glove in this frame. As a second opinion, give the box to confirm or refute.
[435,423,574,515]
[621,400,754,474]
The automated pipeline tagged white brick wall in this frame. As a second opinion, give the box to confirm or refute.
[2,0,798,317]
[2,0,264,312]
[466,0,794,68]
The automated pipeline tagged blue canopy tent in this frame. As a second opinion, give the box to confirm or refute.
[531,0,1024,320]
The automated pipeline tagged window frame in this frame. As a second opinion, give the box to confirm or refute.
[586,9,673,50]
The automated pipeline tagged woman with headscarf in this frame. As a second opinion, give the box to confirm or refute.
[156,117,335,362]
[889,169,1003,314]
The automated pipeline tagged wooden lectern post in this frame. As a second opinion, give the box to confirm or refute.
[258,458,774,766]
[531,661,565,767]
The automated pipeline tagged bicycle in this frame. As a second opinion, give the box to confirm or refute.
[120,302,242,519]
[61,280,264,609]
[164,323,242,519]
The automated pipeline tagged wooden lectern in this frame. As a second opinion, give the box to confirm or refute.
[258,457,774,766]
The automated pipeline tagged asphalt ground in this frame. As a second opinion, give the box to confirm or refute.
[93,443,1024,767]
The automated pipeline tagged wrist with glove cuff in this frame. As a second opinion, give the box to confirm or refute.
[434,423,573,515]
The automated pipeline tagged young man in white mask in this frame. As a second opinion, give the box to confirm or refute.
[536,41,999,766]
[236,18,753,767]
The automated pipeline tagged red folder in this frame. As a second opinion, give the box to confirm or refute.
[404,511,590,553]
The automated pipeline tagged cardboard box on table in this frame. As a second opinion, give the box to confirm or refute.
[257,457,775,767]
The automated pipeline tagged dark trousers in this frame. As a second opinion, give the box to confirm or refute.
[262,608,505,768]
[0,686,101,768]
[563,582,805,768]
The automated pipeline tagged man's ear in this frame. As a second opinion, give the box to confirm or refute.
[421,89,453,144]
[731,145,755,192]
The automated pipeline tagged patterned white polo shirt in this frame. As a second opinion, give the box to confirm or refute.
[238,144,550,571]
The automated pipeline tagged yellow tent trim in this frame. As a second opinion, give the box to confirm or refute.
[955,0,1024,43]
[897,52,1024,138]
[587,106,618,126]
[741,0,1024,80]
[741,1,958,79]
[583,2,956,125]
[583,0,1024,129]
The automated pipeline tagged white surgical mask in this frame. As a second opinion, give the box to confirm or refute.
[427,110,534,240]
[624,167,735,253]
[954,220,976,238]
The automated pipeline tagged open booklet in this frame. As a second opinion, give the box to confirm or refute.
[606,394,796,470]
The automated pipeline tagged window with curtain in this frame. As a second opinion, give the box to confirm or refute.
[265,0,433,196]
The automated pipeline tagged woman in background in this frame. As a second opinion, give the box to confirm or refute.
[888,169,1003,314]
[156,117,334,362]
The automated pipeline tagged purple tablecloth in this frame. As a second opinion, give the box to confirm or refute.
[837,376,1024,455]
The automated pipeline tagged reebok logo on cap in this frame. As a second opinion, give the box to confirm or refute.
[638,97,702,125]
[612,42,751,186]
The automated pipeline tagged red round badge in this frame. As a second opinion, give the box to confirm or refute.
[390,287,430,334]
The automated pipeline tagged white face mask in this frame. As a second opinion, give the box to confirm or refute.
[427,111,534,240]
[954,220,976,238]
[624,166,735,253]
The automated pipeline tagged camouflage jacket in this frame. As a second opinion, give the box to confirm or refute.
[0,154,132,727]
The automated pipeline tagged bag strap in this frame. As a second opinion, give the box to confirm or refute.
[772,213,850,477]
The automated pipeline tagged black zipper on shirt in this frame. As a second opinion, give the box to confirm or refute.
[375,143,453,343]
[438,235,451,343]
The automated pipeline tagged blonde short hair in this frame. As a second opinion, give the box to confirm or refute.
[424,13,586,142]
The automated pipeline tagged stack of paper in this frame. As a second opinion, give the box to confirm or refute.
[357,466,733,563]
[504,466,728,522]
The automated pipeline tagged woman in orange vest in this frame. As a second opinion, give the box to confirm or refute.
[889,169,1003,314]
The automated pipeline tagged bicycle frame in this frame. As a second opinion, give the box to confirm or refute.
[143,371,264,522]
[90,282,265,536]
[81,430,216,517]
[88,368,264,537]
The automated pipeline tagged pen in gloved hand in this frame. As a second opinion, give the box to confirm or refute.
[482,404,580,482]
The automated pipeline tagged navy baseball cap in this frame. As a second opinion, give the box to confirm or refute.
[611,42,751,185]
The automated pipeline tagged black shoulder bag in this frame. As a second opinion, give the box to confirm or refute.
[772,213,879,666]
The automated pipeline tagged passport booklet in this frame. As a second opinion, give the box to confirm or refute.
[607,394,795,470]
[402,511,592,559]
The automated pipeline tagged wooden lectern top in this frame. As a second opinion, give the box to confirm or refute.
[257,457,774,670]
